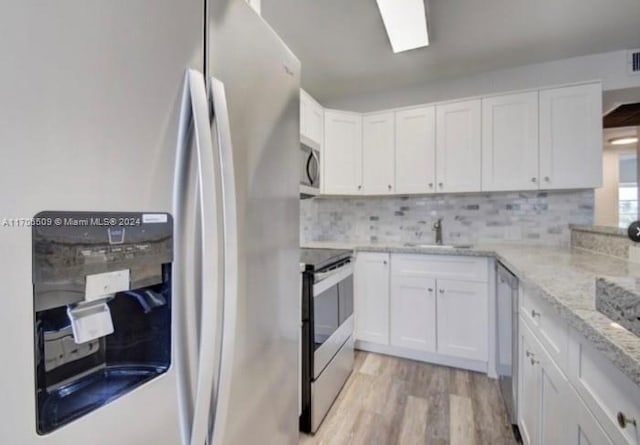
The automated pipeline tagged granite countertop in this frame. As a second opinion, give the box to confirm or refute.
[302,240,640,386]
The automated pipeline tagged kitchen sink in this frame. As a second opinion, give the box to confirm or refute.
[404,243,473,249]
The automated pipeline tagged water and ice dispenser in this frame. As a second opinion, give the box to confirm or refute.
[32,212,173,434]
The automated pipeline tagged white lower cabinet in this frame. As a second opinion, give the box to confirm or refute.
[436,279,488,361]
[519,318,570,445]
[519,320,540,445]
[354,252,390,345]
[356,252,490,372]
[569,386,614,445]
[518,290,624,445]
[390,275,436,352]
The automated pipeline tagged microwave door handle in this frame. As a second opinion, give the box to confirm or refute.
[209,75,239,445]
[306,152,314,184]
[310,150,320,185]
[175,69,224,445]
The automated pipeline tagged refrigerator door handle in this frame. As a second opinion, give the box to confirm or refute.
[208,76,239,445]
[174,69,224,445]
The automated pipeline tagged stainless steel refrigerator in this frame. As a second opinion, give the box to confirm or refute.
[0,0,300,444]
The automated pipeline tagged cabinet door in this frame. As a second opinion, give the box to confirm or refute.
[390,275,436,352]
[482,92,539,191]
[323,110,362,195]
[539,346,570,445]
[436,100,482,193]
[300,89,323,149]
[519,321,540,445]
[539,83,602,189]
[362,112,395,194]
[569,389,614,445]
[435,279,488,361]
[395,107,436,194]
[354,253,390,345]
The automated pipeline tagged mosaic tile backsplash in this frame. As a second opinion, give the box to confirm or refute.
[301,190,594,247]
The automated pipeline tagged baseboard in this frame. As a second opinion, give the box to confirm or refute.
[355,340,490,376]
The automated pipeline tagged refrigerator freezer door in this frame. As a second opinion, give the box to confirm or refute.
[0,1,203,444]
[207,1,301,444]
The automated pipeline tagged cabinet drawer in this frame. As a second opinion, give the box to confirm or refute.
[568,329,640,445]
[391,254,489,282]
[520,286,569,372]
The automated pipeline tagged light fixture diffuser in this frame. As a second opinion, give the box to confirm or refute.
[609,136,639,145]
[376,0,429,53]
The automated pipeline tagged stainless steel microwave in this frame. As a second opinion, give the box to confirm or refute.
[300,142,320,197]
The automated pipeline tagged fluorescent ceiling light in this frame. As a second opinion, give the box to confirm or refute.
[609,136,639,145]
[376,0,429,53]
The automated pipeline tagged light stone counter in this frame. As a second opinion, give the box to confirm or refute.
[302,241,640,386]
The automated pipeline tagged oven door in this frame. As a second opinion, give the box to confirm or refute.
[312,265,353,379]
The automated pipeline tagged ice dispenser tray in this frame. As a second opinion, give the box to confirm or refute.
[32,211,173,435]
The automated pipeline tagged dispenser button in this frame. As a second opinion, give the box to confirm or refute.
[85,269,130,301]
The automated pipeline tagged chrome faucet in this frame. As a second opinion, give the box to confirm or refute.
[433,218,443,245]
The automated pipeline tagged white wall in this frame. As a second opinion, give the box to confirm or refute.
[324,50,640,112]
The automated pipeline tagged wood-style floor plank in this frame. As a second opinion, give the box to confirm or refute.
[300,351,518,445]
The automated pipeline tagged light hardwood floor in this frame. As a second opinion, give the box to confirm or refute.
[300,351,518,445]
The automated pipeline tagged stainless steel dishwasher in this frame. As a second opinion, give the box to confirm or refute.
[496,262,520,439]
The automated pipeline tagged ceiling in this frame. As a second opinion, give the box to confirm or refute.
[262,0,640,103]
[603,127,639,150]
[604,103,640,128]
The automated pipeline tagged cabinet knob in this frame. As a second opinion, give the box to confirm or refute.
[530,358,540,366]
[544,176,550,182]
[357,185,362,190]
[531,177,537,183]
[383,260,387,265]
[525,350,534,358]
[438,182,443,188]
[617,412,637,429]
[439,288,445,294]
[388,184,392,190]
[531,309,541,318]
[428,288,434,292]
[428,183,434,188]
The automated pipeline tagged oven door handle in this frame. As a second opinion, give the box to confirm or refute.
[313,263,354,296]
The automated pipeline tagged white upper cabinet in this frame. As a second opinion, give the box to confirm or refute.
[539,83,603,190]
[323,110,363,195]
[436,100,482,193]
[362,112,395,194]
[395,107,436,194]
[482,92,539,191]
[300,89,323,150]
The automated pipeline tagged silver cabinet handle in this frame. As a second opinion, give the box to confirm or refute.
[617,412,637,429]
[531,309,541,318]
